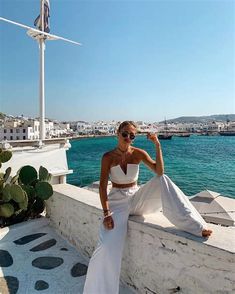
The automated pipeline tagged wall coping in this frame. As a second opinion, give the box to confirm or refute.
[52,183,235,254]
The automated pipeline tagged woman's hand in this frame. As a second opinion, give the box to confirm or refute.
[103,215,114,230]
[147,132,160,146]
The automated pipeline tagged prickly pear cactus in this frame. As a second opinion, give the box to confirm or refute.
[35,181,53,200]
[10,184,26,203]
[0,162,53,227]
[4,167,11,182]
[31,197,45,214]
[10,174,19,185]
[2,184,12,202]
[0,150,12,163]
[21,185,35,199]
[19,166,38,185]
[0,203,15,217]
[39,166,50,181]
[18,191,28,210]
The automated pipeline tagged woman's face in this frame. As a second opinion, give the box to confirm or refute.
[118,124,137,145]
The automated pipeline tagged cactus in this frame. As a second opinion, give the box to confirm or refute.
[10,184,26,203]
[10,174,19,185]
[35,181,53,200]
[0,203,15,217]
[18,191,28,210]
[21,185,35,199]
[0,163,53,227]
[39,166,50,181]
[31,197,45,214]
[2,184,12,202]
[0,150,12,163]
[19,165,38,185]
[3,167,11,182]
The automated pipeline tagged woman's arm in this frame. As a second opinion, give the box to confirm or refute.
[99,153,114,230]
[99,153,111,213]
[139,133,164,176]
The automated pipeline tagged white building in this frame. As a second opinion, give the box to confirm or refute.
[222,121,235,131]
[0,120,40,141]
[202,121,224,132]
[0,119,69,140]
[76,121,92,135]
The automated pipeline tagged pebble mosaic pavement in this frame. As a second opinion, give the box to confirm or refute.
[0,218,134,294]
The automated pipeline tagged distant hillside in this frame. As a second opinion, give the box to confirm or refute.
[0,112,6,120]
[161,114,235,124]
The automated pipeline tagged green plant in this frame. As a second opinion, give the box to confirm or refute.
[0,149,53,227]
[0,148,12,168]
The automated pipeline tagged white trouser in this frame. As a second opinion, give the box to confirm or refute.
[83,174,207,294]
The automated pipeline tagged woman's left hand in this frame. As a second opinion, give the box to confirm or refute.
[147,132,160,146]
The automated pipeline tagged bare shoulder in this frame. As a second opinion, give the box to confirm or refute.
[131,146,148,159]
[102,151,111,160]
[102,149,116,163]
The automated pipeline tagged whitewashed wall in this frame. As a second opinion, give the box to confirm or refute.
[46,184,235,294]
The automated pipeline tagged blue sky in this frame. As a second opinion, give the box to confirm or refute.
[0,0,234,122]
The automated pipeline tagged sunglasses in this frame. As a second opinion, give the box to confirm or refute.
[121,131,136,140]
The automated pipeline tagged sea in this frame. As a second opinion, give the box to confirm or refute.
[66,134,235,199]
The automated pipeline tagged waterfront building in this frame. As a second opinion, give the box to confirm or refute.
[0,117,73,140]
[76,121,93,135]
[203,121,224,133]
[0,119,40,140]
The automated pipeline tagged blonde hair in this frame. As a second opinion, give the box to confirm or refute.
[117,121,138,132]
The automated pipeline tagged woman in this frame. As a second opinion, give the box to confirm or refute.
[83,121,212,294]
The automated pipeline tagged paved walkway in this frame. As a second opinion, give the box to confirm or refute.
[0,218,134,294]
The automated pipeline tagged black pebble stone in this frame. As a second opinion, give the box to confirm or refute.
[30,239,57,252]
[32,257,64,269]
[60,248,68,251]
[14,233,47,245]
[34,280,49,291]
[0,276,19,294]
[71,263,88,277]
[0,250,13,267]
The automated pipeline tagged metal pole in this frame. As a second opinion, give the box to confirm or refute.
[39,38,45,141]
[39,0,45,143]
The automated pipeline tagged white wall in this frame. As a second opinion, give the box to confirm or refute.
[46,184,235,294]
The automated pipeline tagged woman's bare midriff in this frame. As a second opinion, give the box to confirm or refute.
[111,181,137,188]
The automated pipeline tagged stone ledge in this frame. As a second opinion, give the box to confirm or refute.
[46,183,235,294]
[51,183,235,253]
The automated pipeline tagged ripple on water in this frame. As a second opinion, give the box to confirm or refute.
[67,136,235,198]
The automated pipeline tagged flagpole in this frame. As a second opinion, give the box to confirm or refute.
[39,39,45,142]
[1,1,81,148]
[39,0,45,144]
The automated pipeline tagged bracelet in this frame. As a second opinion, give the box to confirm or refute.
[103,212,113,219]
[103,209,110,215]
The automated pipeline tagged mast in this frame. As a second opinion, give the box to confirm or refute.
[39,0,45,143]
[1,1,81,147]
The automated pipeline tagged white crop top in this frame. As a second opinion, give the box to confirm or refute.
[109,164,139,184]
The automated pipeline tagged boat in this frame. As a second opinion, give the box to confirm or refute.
[158,119,173,140]
[219,131,235,136]
[219,120,235,136]
[158,134,173,140]
[175,133,190,137]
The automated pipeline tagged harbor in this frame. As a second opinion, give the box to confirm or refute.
[0,137,235,293]
[1,0,234,293]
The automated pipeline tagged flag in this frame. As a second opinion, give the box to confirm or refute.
[34,0,50,33]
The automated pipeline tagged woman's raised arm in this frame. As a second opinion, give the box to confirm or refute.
[140,133,164,176]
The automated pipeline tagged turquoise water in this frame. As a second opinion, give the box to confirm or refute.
[67,135,235,198]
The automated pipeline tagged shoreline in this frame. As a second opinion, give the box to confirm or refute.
[69,132,227,141]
